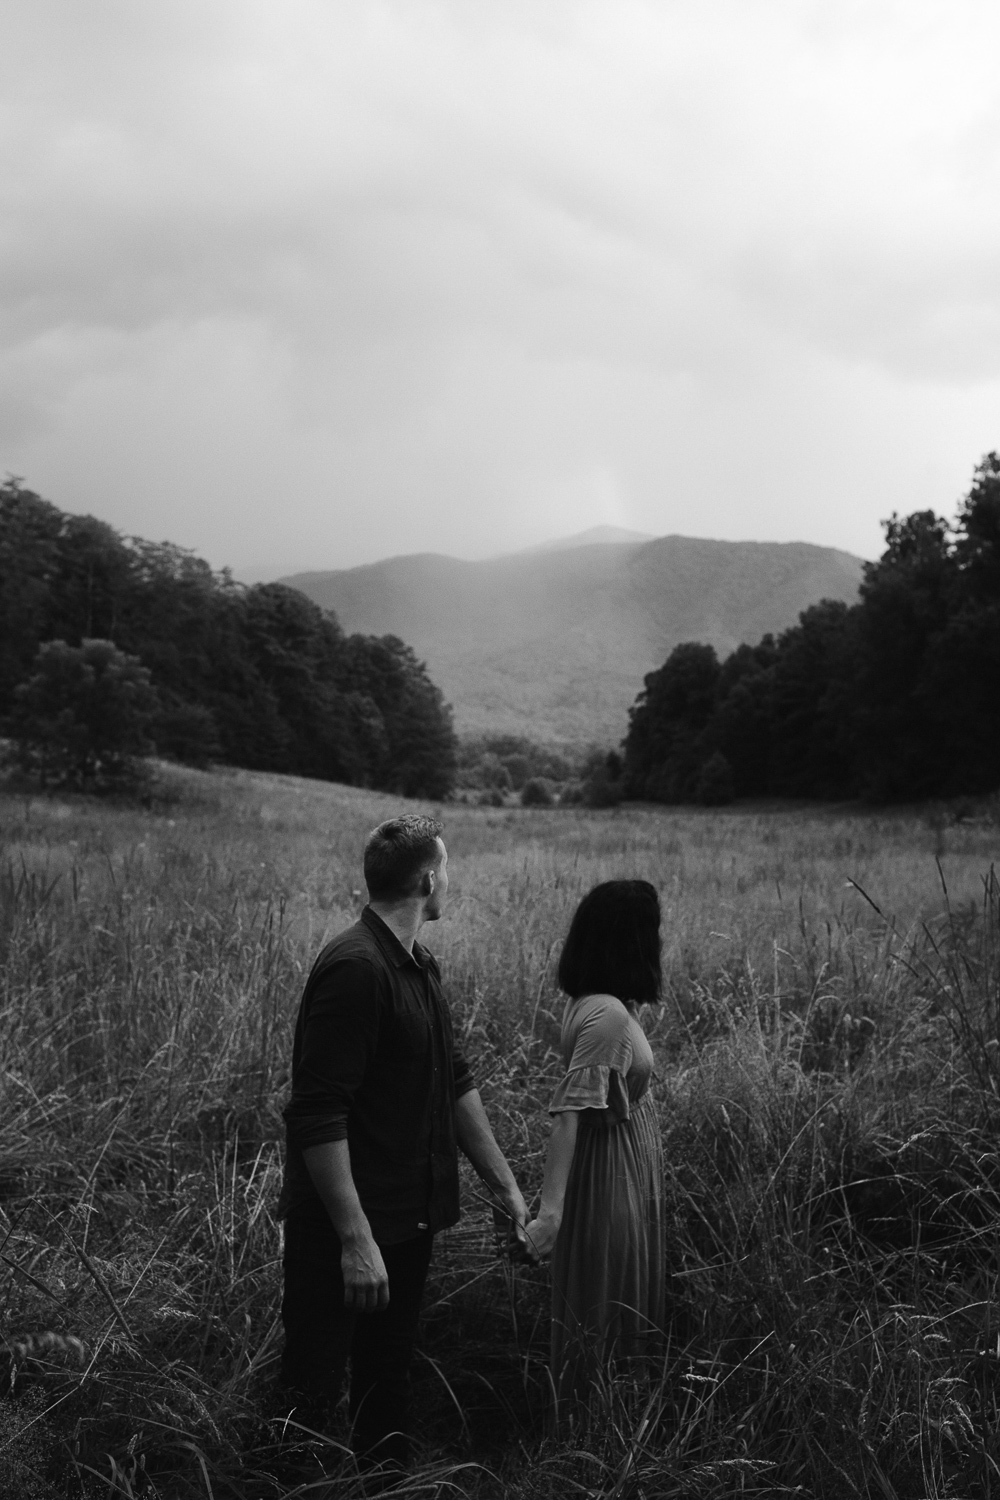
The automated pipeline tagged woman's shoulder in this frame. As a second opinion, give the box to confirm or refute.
[574,990,628,1014]
[565,991,632,1038]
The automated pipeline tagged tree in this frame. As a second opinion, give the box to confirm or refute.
[8,639,159,791]
[152,698,222,768]
[921,453,1000,793]
[954,450,1000,602]
[0,480,462,796]
[851,510,956,799]
[623,643,720,801]
[44,512,134,644]
[235,583,357,780]
[0,480,63,710]
[766,601,856,798]
[339,635,458,800]
[920,604,1000,794]
[694,751,735,806]
[710,638,778,797]
[620,454,1000,806]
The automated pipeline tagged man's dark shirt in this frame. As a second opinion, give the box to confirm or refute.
[278,906,474,1243]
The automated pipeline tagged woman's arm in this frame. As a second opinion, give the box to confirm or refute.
[523,1110,579,1260]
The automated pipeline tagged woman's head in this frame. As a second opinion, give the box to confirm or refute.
[557,880,662,1004]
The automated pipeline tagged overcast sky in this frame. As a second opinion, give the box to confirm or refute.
[2,1,999,577]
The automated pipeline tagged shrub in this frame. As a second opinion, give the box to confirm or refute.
[7,638,158,792]
[479,753,513,791]
[502,753,531,789]
[587,776,623,809]
[520,776,553,807]
[582,749,625,808]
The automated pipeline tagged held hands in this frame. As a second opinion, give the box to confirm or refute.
[522,1212,559,1262]
[484,1183,559,1263]
[477,1183,558,1263]
[341,1233,390,1311]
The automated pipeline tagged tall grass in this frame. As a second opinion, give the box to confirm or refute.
[1,765,999,1496]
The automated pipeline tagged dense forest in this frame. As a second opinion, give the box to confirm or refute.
[0,479,457,798]
[5,455,997,810]
[624,454,1000,805]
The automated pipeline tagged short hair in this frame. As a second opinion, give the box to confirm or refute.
[557,880,662,1004]
[363,815,444,901]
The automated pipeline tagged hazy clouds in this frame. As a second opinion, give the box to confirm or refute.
[2,0,999,574]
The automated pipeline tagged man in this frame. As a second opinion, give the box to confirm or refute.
[277,814,527,1470]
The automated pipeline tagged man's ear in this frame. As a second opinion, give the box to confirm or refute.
[420,867,435,897]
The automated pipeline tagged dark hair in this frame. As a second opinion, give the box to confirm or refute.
[363,815,444,900]
[557,880,661,1004]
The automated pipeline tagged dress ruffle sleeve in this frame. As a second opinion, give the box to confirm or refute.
[549,994,635,1123]
[548,1064,631,1122]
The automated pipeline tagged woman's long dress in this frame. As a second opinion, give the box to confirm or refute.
[548,992,666,1405]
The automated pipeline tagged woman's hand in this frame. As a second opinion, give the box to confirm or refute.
[523,1212,560,1262]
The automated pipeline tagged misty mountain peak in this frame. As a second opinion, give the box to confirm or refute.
[282,535,863,743]
[511,525,656,556]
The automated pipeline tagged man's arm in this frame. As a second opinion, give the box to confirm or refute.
[454,1088,529,1243]
[302,1140,389,1311]
[287,956,388,1308]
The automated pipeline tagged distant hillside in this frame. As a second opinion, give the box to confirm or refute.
[517,524,655,554]
[282,535,864,743]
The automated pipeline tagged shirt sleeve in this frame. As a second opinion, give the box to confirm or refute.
[283,957,382,1150]
[452,1042,476,1100]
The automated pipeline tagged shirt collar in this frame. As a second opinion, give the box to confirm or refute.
[361,904,425,970]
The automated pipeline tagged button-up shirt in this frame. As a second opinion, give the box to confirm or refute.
[278,906,475,1243]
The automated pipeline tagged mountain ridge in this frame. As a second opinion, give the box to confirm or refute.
[511,524,655,555]
[281,533,864,743]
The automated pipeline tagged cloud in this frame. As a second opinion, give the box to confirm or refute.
[1,0,999,571]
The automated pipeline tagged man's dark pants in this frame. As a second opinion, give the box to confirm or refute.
[278,1199,433,1468]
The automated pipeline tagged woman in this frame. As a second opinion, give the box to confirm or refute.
[524,880,666,1409]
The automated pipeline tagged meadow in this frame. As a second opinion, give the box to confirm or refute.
[1,765,999,1498]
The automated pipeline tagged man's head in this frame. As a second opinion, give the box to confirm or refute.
[363,815,448,919]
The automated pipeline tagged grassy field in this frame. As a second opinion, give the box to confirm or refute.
[1,765,999,1498]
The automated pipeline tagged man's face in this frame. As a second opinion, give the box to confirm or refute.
[425,838,449,921]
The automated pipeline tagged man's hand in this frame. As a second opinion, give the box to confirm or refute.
[489,1183,530,1258]
[491,1188,536,1260]
[341,1232,389,1311]
[301,1141,389,1311]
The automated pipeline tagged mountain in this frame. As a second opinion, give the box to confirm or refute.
[281,534,864,744]
[516,525,656,554]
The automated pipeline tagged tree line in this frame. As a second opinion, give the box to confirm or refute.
[623,454,1000,805]
[0,480,457,798]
